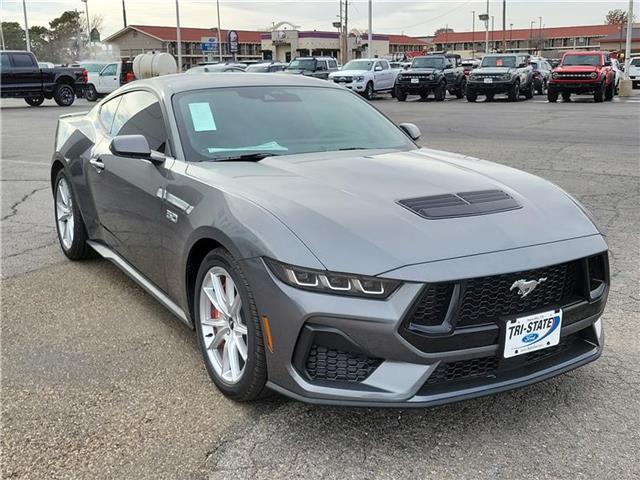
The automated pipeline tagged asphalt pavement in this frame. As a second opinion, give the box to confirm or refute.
[1,92,639,479]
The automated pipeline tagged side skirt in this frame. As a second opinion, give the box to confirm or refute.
[87,240,192,327]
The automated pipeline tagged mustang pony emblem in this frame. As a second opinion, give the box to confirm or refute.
[510,277,548,298]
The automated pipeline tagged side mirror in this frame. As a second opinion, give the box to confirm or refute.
[604,61,612,67]
[518,63,527,68]
[374,65,383,71]
[399,123,421,141]
[110,135,164,164]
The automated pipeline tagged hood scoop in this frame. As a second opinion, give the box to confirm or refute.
[398,190,521,219]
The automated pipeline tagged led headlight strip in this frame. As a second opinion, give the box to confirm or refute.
[264,258,400,299]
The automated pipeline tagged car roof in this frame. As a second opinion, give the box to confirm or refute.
[293,56,336,60]
[119,72,342,97]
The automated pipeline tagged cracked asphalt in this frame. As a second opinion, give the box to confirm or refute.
[1,92,639,479]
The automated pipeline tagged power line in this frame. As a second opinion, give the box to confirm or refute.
[400,0,474,31]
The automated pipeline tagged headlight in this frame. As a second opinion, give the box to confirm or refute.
[552,72,559,79]
[397,74,404,80]
[265,258,401,299]
[353,75,364,82]
[590,72,598,79]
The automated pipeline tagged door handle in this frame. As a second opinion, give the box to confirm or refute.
[89,157,105,173]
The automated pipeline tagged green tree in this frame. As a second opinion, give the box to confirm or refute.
[48,10,84,63]
[1,22,26,50]
[434,27,455,37]
[29,26,53,60]
[606,9,629,25]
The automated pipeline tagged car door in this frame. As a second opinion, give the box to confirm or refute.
[97,63,120,94]
[314,60,328,79]
[7,52,41,94]
[443,58,457,85]
[378,60,392,89]
[86,90,172,290]
[0,53,13,92]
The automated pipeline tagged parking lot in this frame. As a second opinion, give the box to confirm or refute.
[2,93,639,479]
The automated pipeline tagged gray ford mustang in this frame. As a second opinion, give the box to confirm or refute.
[51,73,608,406]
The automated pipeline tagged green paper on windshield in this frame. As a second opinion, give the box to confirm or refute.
[188,102,217,132]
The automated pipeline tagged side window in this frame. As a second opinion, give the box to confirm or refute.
[316,60,327,71]
[101,64,117,76]
[12,53,36,68]
[99,97,122,134]
[0,53,9,69]
[328,59,338,69]
[111,91,168,153]
[381,60,390,70]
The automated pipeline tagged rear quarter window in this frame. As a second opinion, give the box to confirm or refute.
[11,53,36,68]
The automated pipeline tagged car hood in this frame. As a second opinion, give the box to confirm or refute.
[405,68,440,74]
[188,148,599,276]
[474,67,513,74]
[329,69,369,77]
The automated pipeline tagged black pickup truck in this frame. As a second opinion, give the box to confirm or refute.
[395,54,467,101]
[1,50,85,107]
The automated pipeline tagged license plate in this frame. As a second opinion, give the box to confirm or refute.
[484,77,493,84]
[411,78,419,84]
[503,309,562,358]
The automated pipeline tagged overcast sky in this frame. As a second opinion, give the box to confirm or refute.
[1,1,631,38]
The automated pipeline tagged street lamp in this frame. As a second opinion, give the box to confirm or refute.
[175,0,182,71]
[216,0,223,62]
[81,0,91,46]
[22,0,31,52]
[368,0,372,58]
[529,20,535,54]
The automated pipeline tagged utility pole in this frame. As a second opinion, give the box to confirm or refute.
[0,21,6,50]
[175,0,182,71]
[81,0,91,47]
[502,0,506,52]
[22,0,31,52]
[485,0,489,54]
[529,20,535,54]
[491,16,494,49]
[345,0,349,62]
[122,0,127,28]
[367,0,372,58]
[620,0,635,96]
[472,11,475,58]
[539,16,543,53]
[216,0,223,61]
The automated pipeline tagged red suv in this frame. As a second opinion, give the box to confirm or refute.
[548,51,615,103]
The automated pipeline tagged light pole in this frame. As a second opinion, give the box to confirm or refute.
[368,0,373,58]
[620,0,635,96]
[0,22,5,50]
[529,20,535,54]
[539,16,543,53]
[485,0,489,54]
[175,0,182,71]
[472,11,475,58]
[510,23,513,52]
[81,0,91,46]
[216,0,223,62]
[122,0,127,28]
[491,16,494,50]
[22,0,31,52]
[502,0,506,52]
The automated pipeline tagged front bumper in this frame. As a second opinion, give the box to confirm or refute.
[240,235,608,407]
[467,79,515,94]
[332,79,367,93]
[396,79,439,93]
[549,80,602,94]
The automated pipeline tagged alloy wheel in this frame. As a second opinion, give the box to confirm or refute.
[199,266,248,384]
[55,178,75,250]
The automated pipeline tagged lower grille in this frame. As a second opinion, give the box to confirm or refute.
[426,333,578,386]
[305,344,381,383]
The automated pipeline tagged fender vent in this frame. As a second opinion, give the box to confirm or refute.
[398,190,521,219]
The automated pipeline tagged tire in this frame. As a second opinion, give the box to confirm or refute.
[523,80,534,99]
[53,170,91,260]
[194,248,267,402]
[363,81,374,100]
[562,92,572,102]
[594,82,605,103]
[547,88,559,103]
[53,83,75,106]
[25,95,44,106]
[486,93,495,102]
[466,89,477,102]
[85,84,99,102]
[420,92,429,100]
[434,82,446,101]
[605,81,614,101]
[455,79,466,99]
[508,81,520,102]
[396,88,407,102]
[535,79,543,95]
[633,81,639,90]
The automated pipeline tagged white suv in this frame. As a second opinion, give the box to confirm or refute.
[329,58,400,100]
[628,57,640,89]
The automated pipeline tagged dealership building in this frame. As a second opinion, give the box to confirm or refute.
[104,24,429,67]
[431,24,626,58]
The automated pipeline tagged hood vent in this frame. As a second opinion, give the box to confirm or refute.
[398,190,521,219]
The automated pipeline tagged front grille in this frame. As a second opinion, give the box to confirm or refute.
[407,283,454,327]
[555,73,594,79]
[333,77,353,84]
[426,333,578,386]
[456,261,581,327]
[305,344,381,383]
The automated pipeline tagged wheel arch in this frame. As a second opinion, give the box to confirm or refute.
[50,158,66,191]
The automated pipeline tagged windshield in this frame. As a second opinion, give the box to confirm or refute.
[481,56,516,68]
[172,86,415,161]
[342,60,374,71]
[562,54,600,66]
[246,64,269,72]
[287,59,315,71]
[81,62,107,72]
[411,57,444,69]
[631,58,640,66]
